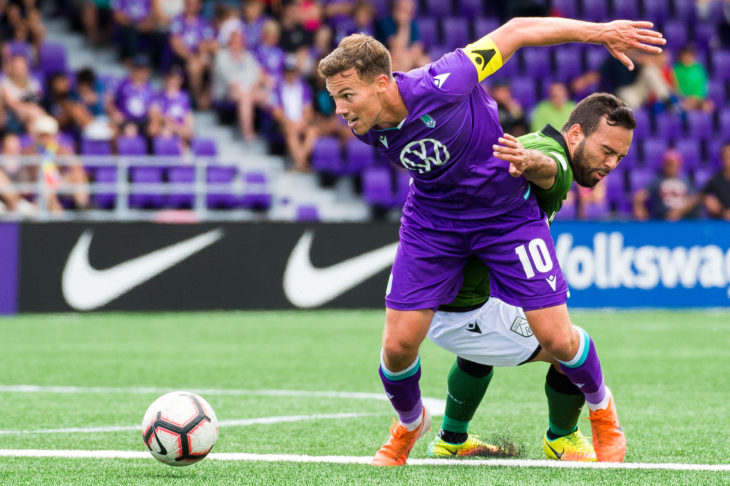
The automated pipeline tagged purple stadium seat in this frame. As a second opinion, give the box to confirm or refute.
[673,0,697,23]
[585,46,607,71]
[81,138,112,156]
[708,139,727,168]
[707,79,727,108]
[520,47,551,78]
[344,137,375,175]
[553,190,576,220]
[509,77,537,110]
[240,171,272,209]
[631,107,650,141]
[693,22,716,51]
[641,137,669,168]
[581,199,610,220]
[606,172,632,215]
[712,50,730,81]
[643,0,669,25]
[296,205,319,221]
[7,41,31,61]
[654,112,682,140]
[362,166,394,207]
[686,111,713,142]
[191,138,218,156]
[369,0,389,17]
[167,166,195,208]
[81,138,115,208]
[551,0,577,17]
[662,20,689,52]
[473,17,498,37]
[153,136,182,156]
[311,136,342,174]
[628,167,656,194]
[693,167,714,189]
[674,138,702,172]
[415,17,438,49]
[428,45,450,61]
[207,165,237,208]
[117,135,147,155]
[424,0,451,18]
[129,165,165,208]
[581,0,608,22]
[719,108,730,139]
[442,17,470,50]
[553,46,583,82]
[38,43,67,75]
[612,0,638,19]
[618,148,639,171]
[457,0,483,17]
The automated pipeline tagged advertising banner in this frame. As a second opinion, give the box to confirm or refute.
[0,223,19,314]
[15,221,730,312]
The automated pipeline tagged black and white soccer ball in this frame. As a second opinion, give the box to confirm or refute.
[141,391,218,466]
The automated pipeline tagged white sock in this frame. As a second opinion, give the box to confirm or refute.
[586,387,612,412]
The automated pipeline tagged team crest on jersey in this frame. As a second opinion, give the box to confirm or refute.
[399,138,450,173]
[420,114,436,128]
[510,316,533,338]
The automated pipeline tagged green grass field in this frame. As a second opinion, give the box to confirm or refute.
[1,310,729,485]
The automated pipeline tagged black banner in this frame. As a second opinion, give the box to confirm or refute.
[19,222,400,312]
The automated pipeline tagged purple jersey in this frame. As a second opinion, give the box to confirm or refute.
[273,77,312,121]
[115,78,155,122]
[355,49,529,221]
[111,0,152,22]
[242,17,268,50]
[152,90,191,123]
[256,44,286,79]
[169,14,215,53]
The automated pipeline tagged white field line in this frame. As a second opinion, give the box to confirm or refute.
[0,413,383,436]
[0,384,446,415]
[0,449,728,471]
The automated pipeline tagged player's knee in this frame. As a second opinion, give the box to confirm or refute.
[382,335,420,362]
[541,329,579,362]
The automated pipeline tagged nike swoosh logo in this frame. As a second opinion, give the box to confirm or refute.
[545,441,564,459]
[62,229,224,311]
[283,230,398,308]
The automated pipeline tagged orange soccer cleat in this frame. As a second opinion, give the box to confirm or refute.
[589,393,626,462]
[371,407,432,466]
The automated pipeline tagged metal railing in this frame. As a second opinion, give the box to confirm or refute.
[0,155,273,222]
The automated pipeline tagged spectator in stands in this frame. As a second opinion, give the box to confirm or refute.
[168,0,217,109]
[573,52,675,111]
[530,81,576,132]
[702,142,730,220]
[0,51,45,133]
[24,115,89,211]
[148,66,194,146]
[0,132,36,215]
[213,29,268,142]
[279,2,312,55]
[672,45,714,113]
[376,0,428,72]
[1,0,46,53]
[489,80,528,136]
[272,58,317,171]
[713,0,730,48]
[111,0,163,65]
[107,54,156,138]
[75,67,106,118]
[576,180,608,220]
[633,148,700,221]
[43,72,94,136]
[323,0,354,41]
[241,0,269,51]
[296,0,324,35]
[81,0,114,45]
[256,19,287,81]
[334,0,375,44]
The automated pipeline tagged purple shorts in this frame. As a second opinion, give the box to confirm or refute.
[385,199,568,312]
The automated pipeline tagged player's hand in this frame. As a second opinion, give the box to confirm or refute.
[493,133,527,178]
[598,20,666,70]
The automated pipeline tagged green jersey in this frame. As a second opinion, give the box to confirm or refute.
[441,125,574,310]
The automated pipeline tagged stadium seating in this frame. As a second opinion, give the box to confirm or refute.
[38,42,67,76]
[311,137,343,175]
[344,137,375,175]
[362,167,394,208]
[240,171,272,210]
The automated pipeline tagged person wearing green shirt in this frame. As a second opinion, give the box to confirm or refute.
[424,93,636,462]
[672,45,714,112]
[530,81,577,133]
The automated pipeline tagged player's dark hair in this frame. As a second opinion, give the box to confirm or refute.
[318,33,392,83]
[562,92,636,136]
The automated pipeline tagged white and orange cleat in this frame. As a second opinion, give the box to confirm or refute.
[589,392,626,462]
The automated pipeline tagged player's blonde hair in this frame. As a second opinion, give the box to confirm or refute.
[318,34,392,83]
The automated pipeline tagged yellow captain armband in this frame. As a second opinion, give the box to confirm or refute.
[463,36,503,82]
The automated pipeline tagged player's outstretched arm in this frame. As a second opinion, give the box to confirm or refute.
[493,134,557,189]
[486,18,666,70]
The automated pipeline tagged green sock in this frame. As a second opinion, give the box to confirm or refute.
[545,365,585,437]
[441,358,494,435]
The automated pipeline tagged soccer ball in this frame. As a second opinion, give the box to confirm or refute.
[141,391,218,466]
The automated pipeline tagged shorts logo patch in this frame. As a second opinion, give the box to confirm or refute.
[510,316,533,338]
[465,321,482,334]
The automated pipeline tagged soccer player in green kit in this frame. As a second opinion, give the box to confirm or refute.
[425,92,636,461]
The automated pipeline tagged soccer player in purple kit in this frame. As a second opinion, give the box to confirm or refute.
[318,17,665,466]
